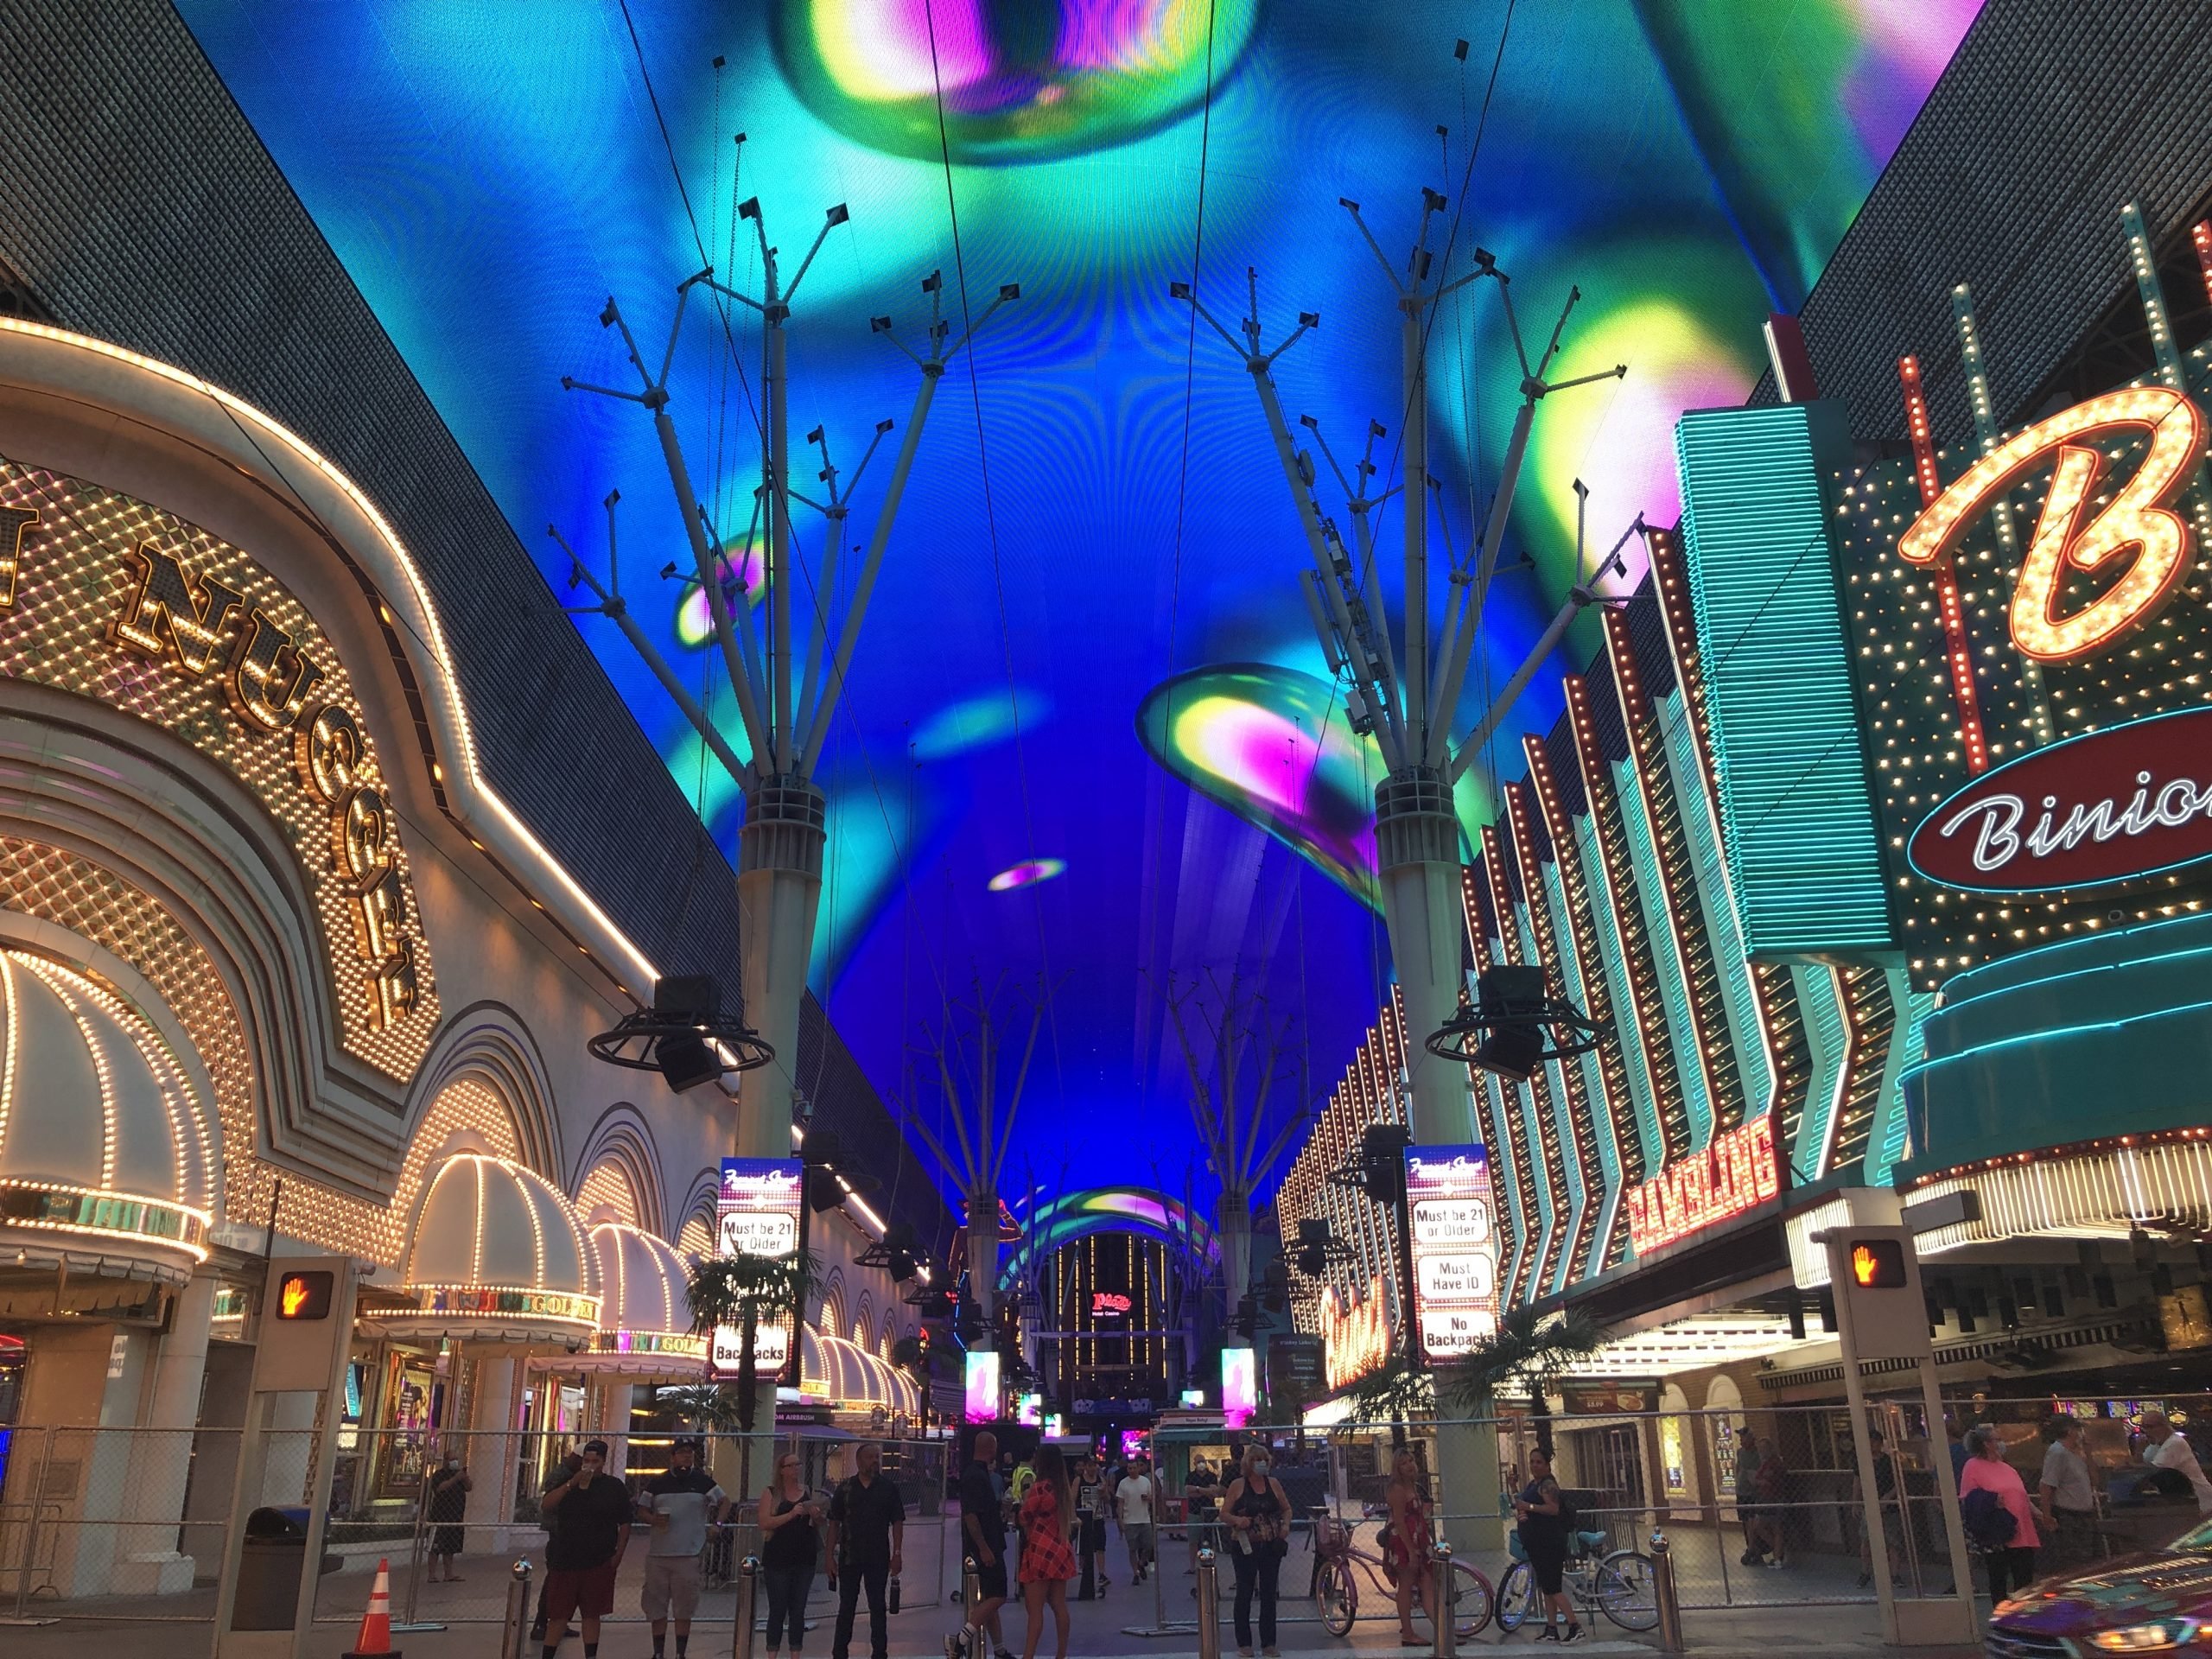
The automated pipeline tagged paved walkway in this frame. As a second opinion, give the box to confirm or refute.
[0,1550,1991,1659]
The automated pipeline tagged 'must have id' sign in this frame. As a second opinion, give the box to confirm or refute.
[1404,1145,1500,1361]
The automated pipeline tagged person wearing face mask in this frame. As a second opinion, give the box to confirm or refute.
[423,1448,472,1583]
[1221,1447,1289,1659]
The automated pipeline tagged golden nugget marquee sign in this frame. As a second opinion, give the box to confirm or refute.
[0,464,435,1075]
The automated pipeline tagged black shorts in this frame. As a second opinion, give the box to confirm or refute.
[973,1553,1008,1600]
[1525,1543,1566,1597]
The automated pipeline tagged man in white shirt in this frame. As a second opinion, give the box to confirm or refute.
[1115,1454,1159,1584]
[2142,1412,2212,1514]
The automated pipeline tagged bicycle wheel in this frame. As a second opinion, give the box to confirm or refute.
[1316,1558,1357,1637]
[1448,1561,1495,1636]
[1594,1549,1659,1631]
[1496,1560,1535,1633]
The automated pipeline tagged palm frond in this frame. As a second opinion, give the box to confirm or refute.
[1344,1356,1436,1422]
[1439,1306,1605,1411]
[683,1250,819,1335]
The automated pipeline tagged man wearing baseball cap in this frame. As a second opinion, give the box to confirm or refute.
[638,1437,727,1659]
[540,1438,632,1659]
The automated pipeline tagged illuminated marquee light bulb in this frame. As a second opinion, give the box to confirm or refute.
[1898,387,2209,663]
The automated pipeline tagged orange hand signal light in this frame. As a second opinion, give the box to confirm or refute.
[272,1268,334,1320]
[1844,1237,1905,1290]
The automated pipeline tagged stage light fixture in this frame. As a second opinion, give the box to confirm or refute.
[587,974,772,1088]
[1426,963,1605,1079]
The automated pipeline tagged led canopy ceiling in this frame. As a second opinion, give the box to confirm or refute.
[175,0,1980,1181]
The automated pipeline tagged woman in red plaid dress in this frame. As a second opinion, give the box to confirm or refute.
[1018,1446,1076,1659]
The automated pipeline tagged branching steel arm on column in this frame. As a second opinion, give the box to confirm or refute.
[797,276,1020,775]
[1427,262,1624,770]
[1446,505,1644,785]
[1170,276,1409,768]
[562,194,1019,798]
[553,494,753,783]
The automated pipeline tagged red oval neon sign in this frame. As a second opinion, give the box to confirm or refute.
[1907,708,2212,893]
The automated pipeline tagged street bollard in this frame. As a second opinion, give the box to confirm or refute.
[733,1555,760,1659]
[1432,1542,1455,1659]
[1650,1529,1685,1655]
[1195,1548,1220,1659]
[958,1556,985,1656]
[500,1559,533,1659]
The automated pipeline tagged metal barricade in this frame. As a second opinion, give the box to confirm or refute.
[732,1555,758,1659]
[500,1559,533,1659]
[1195,1546,1220,1659]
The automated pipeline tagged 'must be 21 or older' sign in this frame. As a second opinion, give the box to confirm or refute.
[1403,1145,1500,1362]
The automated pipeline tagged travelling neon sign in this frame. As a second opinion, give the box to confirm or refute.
[1908,707,2212,893]
[1898,385,2207,662]
[1318,1274,1392,1390]
[1624,1116,1782,1256]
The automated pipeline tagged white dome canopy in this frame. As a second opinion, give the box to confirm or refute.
[580,1222,706,1376]
[388,1152,600,1347]
[0,950,213,1279]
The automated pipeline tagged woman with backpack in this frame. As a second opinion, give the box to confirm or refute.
[1513,1448,1582,1644]
[1959,1426,2039,1608]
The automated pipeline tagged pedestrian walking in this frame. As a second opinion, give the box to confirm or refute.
[423,1451,471,1583]
[539,1437,632,1659]
[959,1432,1013,1659]
[1114,1454,1158,1583]
[826,1442,906,1659]
[1016,1446,1075,1659]
[1222,1446,1290,1659]
[759,1450,823,1659]
[638,1437,725,1659]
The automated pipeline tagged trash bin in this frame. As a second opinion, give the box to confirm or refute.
[231,1506,340,1630]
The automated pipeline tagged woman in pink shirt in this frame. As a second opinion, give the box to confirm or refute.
[1960,1425,2041,1607]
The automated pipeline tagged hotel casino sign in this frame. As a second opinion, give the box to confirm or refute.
[1835,365,2212,982]
[0,463,436,1076]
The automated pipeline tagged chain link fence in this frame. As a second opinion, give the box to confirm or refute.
[6,1393,2210,1640]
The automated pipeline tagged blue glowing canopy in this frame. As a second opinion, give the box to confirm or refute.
[176,0,1979,1198]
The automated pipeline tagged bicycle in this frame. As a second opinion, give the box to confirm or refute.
[1494,1527,1657,1635]
[1308,1509,1495,1638]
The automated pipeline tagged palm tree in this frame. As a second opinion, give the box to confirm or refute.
[683,1249,818,1493]
[1438,1306,1605,1457]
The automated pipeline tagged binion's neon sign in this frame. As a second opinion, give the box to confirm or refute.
[1898,385,2208,663]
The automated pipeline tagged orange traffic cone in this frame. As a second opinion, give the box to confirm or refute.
[342,1556,401,1658]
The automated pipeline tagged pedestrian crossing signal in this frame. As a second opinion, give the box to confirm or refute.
[1847,1238,1906,1289]
[275,1269,334,1319]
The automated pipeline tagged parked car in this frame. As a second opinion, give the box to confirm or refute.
[1987,1517,2212,1656]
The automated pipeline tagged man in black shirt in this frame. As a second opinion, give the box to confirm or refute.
[540,1438,632,1659]
[958,1431,1010,1659]
[826,1441,906,1659]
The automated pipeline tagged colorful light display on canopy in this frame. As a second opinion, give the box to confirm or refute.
[173,0,1979,1183]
